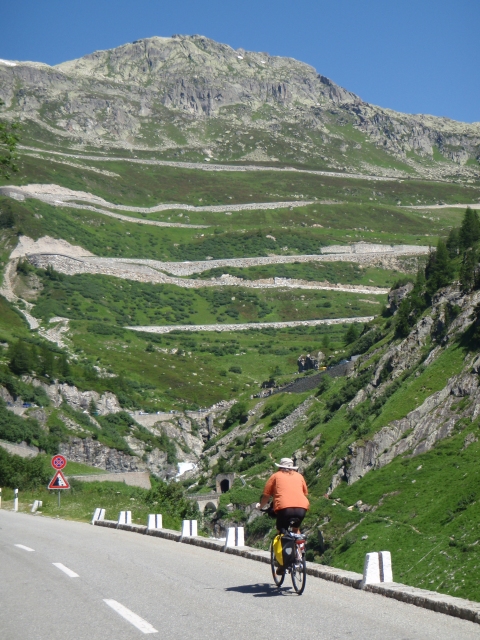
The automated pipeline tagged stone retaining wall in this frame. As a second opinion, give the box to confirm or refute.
[68,471,151,489]
[127,316,375,335]
[114,246,429,276]
[0,440,39,458]
[27,254,388,294]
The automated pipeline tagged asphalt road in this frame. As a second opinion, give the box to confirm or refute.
[1,511,478,640]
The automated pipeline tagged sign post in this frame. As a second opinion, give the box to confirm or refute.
[49,456,69,507]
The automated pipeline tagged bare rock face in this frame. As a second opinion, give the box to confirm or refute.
[59,437,144,472]
[263,397,314,443]
[29,379,121,415]
[0,386,14,404]
[27,408,47,425]
[388,282,414,313]
[463,433,478,449]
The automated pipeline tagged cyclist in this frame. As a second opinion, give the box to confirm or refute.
[256,457,309,536]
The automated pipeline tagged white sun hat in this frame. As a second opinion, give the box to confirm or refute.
[275,457,298,470]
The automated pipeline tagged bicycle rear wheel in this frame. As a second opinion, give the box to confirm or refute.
[291,550,306,595]
[270,542,285,587]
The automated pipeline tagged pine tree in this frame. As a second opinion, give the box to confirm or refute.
[426,240,454,296]
[345,323,361,345]
[469,302,480,346]
[460,248,478,292]
[39,345,55,377]
[394,298,412,338]
[9,340,32,375]
[59,353,71,378]
[446,227,460,258]
[459,207,480,250]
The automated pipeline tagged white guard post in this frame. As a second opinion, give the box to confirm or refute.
[361,551,393,587]
[224,526,245,549]
[13,488,18,512]
[92,508,106,524]
[181,519,198,538]
[147,514,163,530]
[0,487,2,509]
[117,510,132,526]
[31,500,43,513]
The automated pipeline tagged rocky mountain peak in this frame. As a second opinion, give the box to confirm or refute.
[0,35,479,177]
[55,33,356,109]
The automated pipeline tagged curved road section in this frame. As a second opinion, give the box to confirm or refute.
[1,511,478,640]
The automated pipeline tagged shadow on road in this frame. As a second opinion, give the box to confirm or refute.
[225,583,294,597]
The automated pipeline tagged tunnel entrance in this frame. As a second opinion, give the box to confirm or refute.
[220,479,230,493]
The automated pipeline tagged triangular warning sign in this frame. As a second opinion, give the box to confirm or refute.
[48,470,70,490]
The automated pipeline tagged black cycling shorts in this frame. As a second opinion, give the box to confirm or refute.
[275,507,307,533]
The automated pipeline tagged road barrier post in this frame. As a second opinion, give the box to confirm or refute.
[361,551,393,587]
[31,500,43,513]
[91,508,106,524]
[379,551,393,582]
[117,510,132,527]
[0,487,2,509]
[13,488,18,512]
[180,519,197,539]
[224,526,245,549]
[147,514,163,530]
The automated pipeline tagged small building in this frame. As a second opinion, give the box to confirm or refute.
[298,351,325,373]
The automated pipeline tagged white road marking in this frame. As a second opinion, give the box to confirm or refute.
[103,599,158,634]
[14,544,34,552]
[52,563,79,578]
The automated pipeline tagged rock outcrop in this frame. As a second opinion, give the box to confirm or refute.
[28,378,122,415]
[59,437,144,472]
[263,397,314,443]
[388,282,414,313]
[330,285,480,490]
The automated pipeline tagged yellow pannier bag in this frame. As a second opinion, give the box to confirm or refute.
[273,534,284,566]
[273,534,295,567]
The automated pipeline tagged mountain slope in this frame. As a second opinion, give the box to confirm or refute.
[1,35,480,603]
[0,35,479,180]
[192,275,480,602]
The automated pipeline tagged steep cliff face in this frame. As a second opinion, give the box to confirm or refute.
[55,36,358,113]
[1,35,479,176]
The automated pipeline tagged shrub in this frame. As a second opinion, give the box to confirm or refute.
[0,449,51,489]
[223,401,249,429]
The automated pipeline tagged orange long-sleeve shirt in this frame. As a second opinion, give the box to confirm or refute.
[262,470,309,512]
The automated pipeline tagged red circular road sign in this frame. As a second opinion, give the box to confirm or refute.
[51,455,67,470]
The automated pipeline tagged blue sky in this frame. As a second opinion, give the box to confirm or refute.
[3,0,479,123]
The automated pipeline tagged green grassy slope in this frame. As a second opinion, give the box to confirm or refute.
[328,432,480,602]
[0,197,459,264]
[4,152,480,210]
[31,271,384,326]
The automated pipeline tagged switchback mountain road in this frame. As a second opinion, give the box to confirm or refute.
[1,512,478,640]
